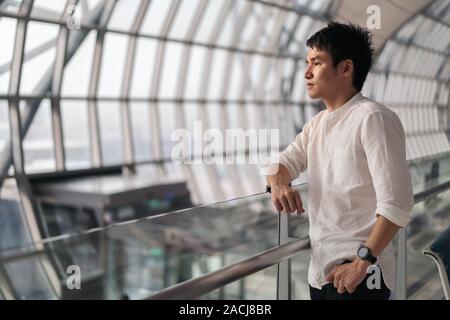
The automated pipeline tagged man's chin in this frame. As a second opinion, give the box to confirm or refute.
[307,91,321,100]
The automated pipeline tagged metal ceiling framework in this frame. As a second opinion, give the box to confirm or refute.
[0,0,334,206]
[361,0,450,161]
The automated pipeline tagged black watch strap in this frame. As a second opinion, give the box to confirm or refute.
[366,254,377,264]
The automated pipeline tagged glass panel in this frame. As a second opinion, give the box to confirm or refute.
[184,45,207,100]
[80,0,104,25]
[0,179,32,251]
[4,258,57,299]
[292,63,307,103]
[280,11,299,50]
[39,203,99,238]
[98,32,128,97]
[61,100,91,169]
[236,164,263,196]
[248,55,265,101]
[202,242,312,300]
[0,18,17,94]
[140,0,173,36]
[310,0,332,13]
[183,103,201,135]
[130,38,157,98]
[239,1,260,50]
[107,0,141,32]
[228,53,246,100]
[227,103,240,130]
[130,102,151,161]
[159,42,183,99]
[194,0,225,43]
[207,103,221,130]
[208,49,227,100]
[258,7,280,51]
[216,0,240,48]
[22,99,55,173]
[215,164,238,199]
[168,0,201,40]
[31,0,67,20]
[0,183,301,299]
[159,102,176,159]
[98,101,122,165]
[62,30,96,97]
[20,22,58,94]
[265,59,282,101]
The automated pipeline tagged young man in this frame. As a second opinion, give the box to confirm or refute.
[266,22,414,300]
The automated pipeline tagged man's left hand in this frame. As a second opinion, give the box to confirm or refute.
[325,259,371,294]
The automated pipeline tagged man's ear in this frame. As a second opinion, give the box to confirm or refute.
[340,59,354,79]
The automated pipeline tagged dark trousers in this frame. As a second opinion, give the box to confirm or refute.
[309,261,391,300]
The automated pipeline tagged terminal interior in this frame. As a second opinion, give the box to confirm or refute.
[0,0,449,299]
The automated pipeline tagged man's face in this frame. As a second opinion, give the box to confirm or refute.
[304,48,340,100]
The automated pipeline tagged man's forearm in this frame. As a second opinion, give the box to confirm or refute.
[266,163,304,213]
[266,163,292,186]
[365,214,401,257]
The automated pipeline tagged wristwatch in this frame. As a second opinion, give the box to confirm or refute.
[357,245,377,264]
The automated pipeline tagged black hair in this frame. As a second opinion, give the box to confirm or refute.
[306,22,374,91]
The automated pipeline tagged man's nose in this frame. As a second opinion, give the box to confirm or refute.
[304,68,312,79]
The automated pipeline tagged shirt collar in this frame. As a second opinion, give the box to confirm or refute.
[326,92,363,118]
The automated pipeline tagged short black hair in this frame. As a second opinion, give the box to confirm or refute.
[306,22,374,91]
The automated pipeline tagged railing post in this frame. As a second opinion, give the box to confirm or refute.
[396,227,407,300]
[277,212,291,300]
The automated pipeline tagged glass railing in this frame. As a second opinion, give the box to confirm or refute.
[171,181,449,301]
[409,152,450,195]
[0,183,310,300]
[143,181,449,301]
[0,177,448,300]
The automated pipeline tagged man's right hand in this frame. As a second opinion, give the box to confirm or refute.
[270,184,305,214]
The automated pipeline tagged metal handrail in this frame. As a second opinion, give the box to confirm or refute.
[414,179,450,203]
[147,236,310,300]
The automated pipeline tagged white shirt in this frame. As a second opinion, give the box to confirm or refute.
[278,92,414,290]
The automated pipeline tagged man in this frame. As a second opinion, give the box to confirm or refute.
[266,22,414,300]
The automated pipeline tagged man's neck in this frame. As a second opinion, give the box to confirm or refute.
[323,88,359,112]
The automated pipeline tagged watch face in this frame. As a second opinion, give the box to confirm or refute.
[358,246,369,258]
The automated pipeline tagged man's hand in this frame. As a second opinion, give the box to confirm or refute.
[325,259,370,294]
[270,184,305,214]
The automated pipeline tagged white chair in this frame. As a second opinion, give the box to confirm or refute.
[423,226,450,300]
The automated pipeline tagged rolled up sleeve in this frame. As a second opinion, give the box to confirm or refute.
[278,120,312,180]
[361,111,414,228]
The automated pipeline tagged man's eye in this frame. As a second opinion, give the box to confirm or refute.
[314,62,321,66]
